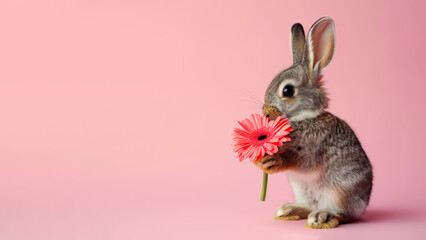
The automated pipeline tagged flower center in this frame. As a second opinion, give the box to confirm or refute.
[257,135,267,141]
[249,127,275,146]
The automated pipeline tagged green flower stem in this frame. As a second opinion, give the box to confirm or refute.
[260,172,268,201]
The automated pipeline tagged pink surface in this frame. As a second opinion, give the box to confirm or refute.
[1,0,426,239]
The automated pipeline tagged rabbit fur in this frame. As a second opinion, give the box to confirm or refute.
[254,17,373,229]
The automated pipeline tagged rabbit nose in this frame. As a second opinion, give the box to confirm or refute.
[263,104,282,120]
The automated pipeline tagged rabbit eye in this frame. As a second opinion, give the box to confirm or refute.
[283,85,295,97]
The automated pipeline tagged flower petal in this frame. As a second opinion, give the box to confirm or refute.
[242,144,255,158]
[247,147,257,161]
[259,146,265,159]
[232,136,251,143]
[252,114,261,129]
[271,144,278,154]
[238,120,254,132]
[233,128,250,137]
[233,142,251,152]
[253,147,260,160]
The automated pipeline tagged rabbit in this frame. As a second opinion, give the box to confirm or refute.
[253,17,373,229]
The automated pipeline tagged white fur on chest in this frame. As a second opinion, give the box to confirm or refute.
[286,169,321,183]
[286,169,342,214]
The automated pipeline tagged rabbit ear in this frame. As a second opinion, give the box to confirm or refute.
[307,17,335,76]
[291,23,306,64]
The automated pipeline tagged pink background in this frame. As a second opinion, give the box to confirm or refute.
[1,0,426,239]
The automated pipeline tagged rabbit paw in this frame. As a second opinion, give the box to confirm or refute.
[253,155,283,174]
[305,211,339,229]
[273,203,310,221]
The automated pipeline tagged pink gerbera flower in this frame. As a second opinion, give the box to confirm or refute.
[233,113,293,162]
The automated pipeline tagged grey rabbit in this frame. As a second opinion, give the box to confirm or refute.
[254,17,373,229]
